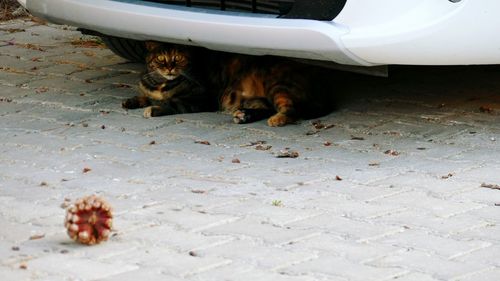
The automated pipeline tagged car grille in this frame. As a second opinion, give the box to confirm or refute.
[140,0,346,20]
[143,0,294,15]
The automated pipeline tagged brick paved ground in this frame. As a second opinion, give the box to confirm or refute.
[0,19,499,281]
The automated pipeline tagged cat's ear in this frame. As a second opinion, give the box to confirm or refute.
[144,41,162,51]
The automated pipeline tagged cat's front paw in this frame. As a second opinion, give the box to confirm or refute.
[267,113,294,127]
[122,98,137,109]
[123,96,149,109]
[233,109,273,124]
[143,106,160,118]
[233,109,252,124]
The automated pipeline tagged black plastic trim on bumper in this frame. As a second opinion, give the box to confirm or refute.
[283,0,347,21]
[140,0,347,20]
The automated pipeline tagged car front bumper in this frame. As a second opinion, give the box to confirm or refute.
[25,0,363,66]
[25,0,500,66]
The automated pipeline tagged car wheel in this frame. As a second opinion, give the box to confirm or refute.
[100,36,147,63]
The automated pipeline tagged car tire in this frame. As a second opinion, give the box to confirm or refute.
[100,36,147,63]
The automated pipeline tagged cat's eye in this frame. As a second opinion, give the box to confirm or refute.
[174,55,181,61]
[156,55,164,61]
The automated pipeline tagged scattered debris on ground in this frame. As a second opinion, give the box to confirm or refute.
[0,0,28,21]
[191,190,206,194]
[272,200,283,207]
[60,198,71,209]
[0,27,24,33]
[276,148,299,158]
[383,131,402,137]
[240,140,267,147]
[70,36,106,48]
[35,86,49,94]
[481,183,500,190]
[479,105,494,114]
[29,234,45,240]
[306,120,335,135]
[255,144,272,151]
[194,140,211,145]
[441,173,454,179]
[311,120,335,130]
[384,149,400,156]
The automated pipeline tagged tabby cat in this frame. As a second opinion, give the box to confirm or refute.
[122,42,216,117]
[216,54,334,126]
[122,41,334,126]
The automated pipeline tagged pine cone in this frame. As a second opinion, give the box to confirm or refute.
[64,195,113,245]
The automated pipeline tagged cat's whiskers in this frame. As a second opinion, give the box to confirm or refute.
[152,69,179,81]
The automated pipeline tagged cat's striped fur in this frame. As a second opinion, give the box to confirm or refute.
[122,42,334,126]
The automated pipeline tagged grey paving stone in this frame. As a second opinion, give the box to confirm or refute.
[281,254,407,281]
[288,233,399,263]
[367,249,489,281]
[192,262,324,281]
[26,254,139,280]
[0,265,33,281]
[99,268,183,281]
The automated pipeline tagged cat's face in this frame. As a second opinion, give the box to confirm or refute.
[146,45,191,81]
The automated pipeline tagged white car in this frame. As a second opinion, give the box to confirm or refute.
[18,0,500,74]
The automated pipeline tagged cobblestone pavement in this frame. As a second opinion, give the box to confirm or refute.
[1,19,499,281]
